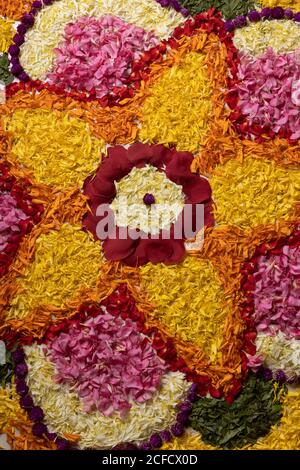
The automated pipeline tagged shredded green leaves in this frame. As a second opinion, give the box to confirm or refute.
[190,374,284,449]
[0,53,14,85]
[180,0,255,19]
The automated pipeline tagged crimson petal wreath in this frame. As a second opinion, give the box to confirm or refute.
[83,143,214,266]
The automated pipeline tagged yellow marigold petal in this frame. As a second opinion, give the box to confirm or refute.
[258,1,300,10]
[3,109,105,188]
[139,51,213,153]
[0,17,14,52]
[7,224,102,320]
[140,256,230,361]
[210,157,300,229]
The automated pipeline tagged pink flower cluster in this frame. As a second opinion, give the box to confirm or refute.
[0,193,27,251]
[47,15,159,98]
[235,48,300,139]
[49,312,167,417]
[253,245,300,339]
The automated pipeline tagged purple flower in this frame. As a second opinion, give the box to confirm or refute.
[261,8,272,18]
[224,20,235,32]
[13,34,25,46]
[177,411,190,424]
[43,0,54,4]
[248,10,261,22]
[21,14,35,26]
[10,57,21,66]
[28,406,44,422]
[262,368,273,382]
[19,71,30,82]
[20,394,34,409]
[8,45,20,56]
[15,362,28,378]
[56,438,70,450]
[32,422,47,437]
[294,12,300,22]
[271,7,284,19]
[275,370,286,382]
[180,401,192,412]
[17,24,28,35]
[140,442,152,450]
[187,391,197,402]
[143,193,155,206]
[160,430,171,442]
[284,9,294,19]
[171,423,184,437]
[159,0,169,6]
[234,15,247,28]
[32,1,43,8]
[46,432,57,441]
[12,349,25,364]
[149,434,162,449]
[181,8,189,17]
[15,380,29,396]
[171,0,181,12]
[189,383,198,394]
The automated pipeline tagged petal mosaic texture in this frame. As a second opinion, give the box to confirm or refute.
[0,0,299,452]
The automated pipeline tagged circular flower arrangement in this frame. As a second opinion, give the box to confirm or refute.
[226,7,300,140]
[0,1,300,453]
[83,143,214,266]
[242,228,300,382]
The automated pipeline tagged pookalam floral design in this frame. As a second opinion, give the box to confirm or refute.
[0,0,299,452]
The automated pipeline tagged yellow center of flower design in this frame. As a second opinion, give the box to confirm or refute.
[139,51,213,153]
[3,108,105,188]
[233,20,300,56]
[110,165,185,235]
[7,224,102,320]
[140,256,230,361]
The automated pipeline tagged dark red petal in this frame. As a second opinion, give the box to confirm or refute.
[133,239,185,265]
[165,152,194,184]
[103,236,138,261]
[183,176,212,204]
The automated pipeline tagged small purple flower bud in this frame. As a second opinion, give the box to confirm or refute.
[234,15,247,28]
[171,422,184,437]
[187,392,197,402]
[149,434,162,448]
[32,1,43,9]
[21,14,35,26]
[181,8,189,17]
[20,394,34,409]
[224,20,235,32]
[262,367,273,381]
[261,8,272,18]
[275,370,286,382]
[13,34,25,46]
[12,349,25,364]
[189,383,198,394]
[284,9,294,19]
[8,45,20,56]
[15,380,29,396]
[19,71,30,82]
[248,10,261,22]
[17,24,28,35]
[143,193,155,205]
[32,422,47,437]
[160,430,171,442]
[46,432,57,441]
[15,362,28,377]
[177,411,189,424]
[180,401,192,412]
[29,406,44,422]
[271,7,284,19]
[43,0,54,4]
[56,438,70,450]
[140,442,152,450]
[294,12,300,22]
